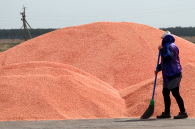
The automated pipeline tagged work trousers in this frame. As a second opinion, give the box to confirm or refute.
[163,87,185,113]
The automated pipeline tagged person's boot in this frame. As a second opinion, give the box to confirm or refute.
[174,112,188,119]
[157,112,171,119]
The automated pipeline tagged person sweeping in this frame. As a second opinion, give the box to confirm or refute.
[155,31,188,119]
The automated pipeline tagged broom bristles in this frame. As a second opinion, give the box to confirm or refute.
[140,99,154,119]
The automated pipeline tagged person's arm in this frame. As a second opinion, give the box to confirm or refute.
[155,63,161,74]
[159,44,174,60]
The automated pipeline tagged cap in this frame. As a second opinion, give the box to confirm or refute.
[162,31,171,38]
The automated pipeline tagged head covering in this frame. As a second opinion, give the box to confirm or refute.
[162,33,175,47]
[162,31,171,38]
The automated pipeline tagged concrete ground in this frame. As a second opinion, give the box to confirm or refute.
[0,118,195,129]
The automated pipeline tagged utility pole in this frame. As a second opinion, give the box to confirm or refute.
[21,6,27,41]
[13,6,37,43]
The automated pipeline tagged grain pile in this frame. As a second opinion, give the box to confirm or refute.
[0,22,195,121]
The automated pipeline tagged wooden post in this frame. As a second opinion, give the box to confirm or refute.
[21,6,27,41]
[19,5,37,41]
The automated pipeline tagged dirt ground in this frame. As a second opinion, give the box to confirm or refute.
[0,39,24,44]
[181,36,195,43]
[0,39,24,52]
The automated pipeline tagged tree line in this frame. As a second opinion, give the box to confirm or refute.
[0,26,195,39]
[160,26,195,37]
[0,29,56,39]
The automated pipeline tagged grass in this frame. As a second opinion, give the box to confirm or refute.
[0,42,21,52]
[181,36,195,44]
[0,39,24,53]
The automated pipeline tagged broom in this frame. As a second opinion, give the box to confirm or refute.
[140,51,160,119]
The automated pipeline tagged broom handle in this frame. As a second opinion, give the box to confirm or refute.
[152,51,160,99]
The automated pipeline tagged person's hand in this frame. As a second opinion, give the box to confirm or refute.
[158,45,163,50]
[155,70,159,75]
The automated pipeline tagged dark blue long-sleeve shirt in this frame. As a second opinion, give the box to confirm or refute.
[158,34,182,82]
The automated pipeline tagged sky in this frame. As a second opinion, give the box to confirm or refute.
[1,0,195,29]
